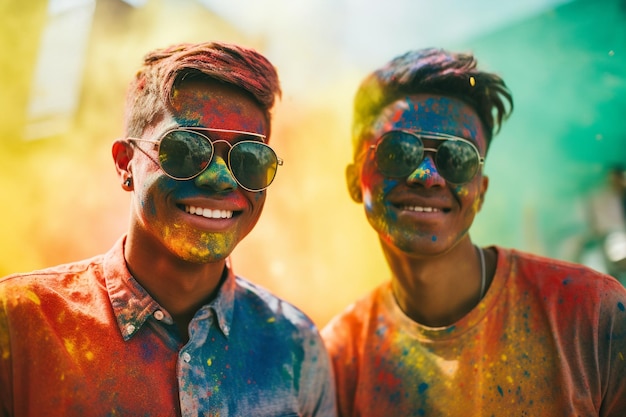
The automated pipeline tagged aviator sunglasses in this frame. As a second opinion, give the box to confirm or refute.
[128,127,283,192]
[369,130,485,184]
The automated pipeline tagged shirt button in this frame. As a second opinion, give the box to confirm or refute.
[182,352,191,363]
[154,310,164,321]
[126,324,136,334]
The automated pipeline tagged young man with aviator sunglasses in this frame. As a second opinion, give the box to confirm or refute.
[321,47,626,416]
[0,42,336,416]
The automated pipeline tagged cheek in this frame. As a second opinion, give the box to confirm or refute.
[138,176,175,218]
[363,176,398,218]
[250,191,265,204]
[471,197,482,214]
[452,184,470,199]
[452,183,481,216]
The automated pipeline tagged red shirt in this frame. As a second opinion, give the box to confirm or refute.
[322,247,626,417]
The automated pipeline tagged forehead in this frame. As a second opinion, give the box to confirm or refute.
[371,94,487,150]
[165,78,268,135]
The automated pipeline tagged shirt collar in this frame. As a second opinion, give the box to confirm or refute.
[102,236,236,340]
[208,257,235,338]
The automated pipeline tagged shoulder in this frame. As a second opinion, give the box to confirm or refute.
[501,246,617,284]
[0,256,105,301]
[321,283,389,346]
[496,246,626,306]
[0,256,105,320]
[233,276,319,335]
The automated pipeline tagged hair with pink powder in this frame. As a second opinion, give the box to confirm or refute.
[123,42,281,138]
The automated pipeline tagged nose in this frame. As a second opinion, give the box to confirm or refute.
[194,154,238,191]
[406,154,446,188]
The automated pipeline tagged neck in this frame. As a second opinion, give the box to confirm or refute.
[383,238,490,327]
[123,234,226,340]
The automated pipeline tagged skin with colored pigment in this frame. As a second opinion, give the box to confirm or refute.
[126,79,268,265]
[355,95,487,258]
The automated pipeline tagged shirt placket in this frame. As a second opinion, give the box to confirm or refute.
[178,307,215,417]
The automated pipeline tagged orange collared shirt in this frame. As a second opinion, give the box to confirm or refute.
[0,236,336,417]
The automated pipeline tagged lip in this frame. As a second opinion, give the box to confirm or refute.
[391,202,451,228]
[388,193,452,214]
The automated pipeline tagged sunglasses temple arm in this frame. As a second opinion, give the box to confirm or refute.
[129,141,162,169]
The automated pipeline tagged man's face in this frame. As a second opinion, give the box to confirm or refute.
[127,79,269,263]
[347,94,489,257]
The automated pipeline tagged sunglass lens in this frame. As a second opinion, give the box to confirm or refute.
[229,142,278,191]
[159,130,213,179]
[436,140,479,184]
[376,131,424,177]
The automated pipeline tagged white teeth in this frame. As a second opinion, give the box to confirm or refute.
[185,205,233,219]
[403,206,439,213]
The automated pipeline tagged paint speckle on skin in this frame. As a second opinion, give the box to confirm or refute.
[454,185,469,198]
[418,382,429,394]
[413,167,432,178]
[431,235,437,242]
[497,385,504,396]
[471,198,482,214]
[618,302,625,312]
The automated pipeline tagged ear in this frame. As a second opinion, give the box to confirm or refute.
[346,163,363,203]
[112,140,134,189]
[477,175,489,211]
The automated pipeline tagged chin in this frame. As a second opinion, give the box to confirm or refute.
[168,235,236,264]
[386,234,452,256]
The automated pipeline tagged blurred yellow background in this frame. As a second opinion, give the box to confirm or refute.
[1,0,624,326]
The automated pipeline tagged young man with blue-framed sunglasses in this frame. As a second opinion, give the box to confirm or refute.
[322,47,626,416]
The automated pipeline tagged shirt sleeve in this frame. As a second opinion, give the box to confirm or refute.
[599,279,626,416]
[298,327,338,417]
[0,285,13,417]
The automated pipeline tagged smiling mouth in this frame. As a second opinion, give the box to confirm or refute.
[400,205,450,213]
[184,205,234,219]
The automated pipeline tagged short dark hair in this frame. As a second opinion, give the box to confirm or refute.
[124,42,282,138]
[352,48,513,157]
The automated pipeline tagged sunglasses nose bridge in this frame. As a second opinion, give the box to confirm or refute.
[207,139,234,157]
